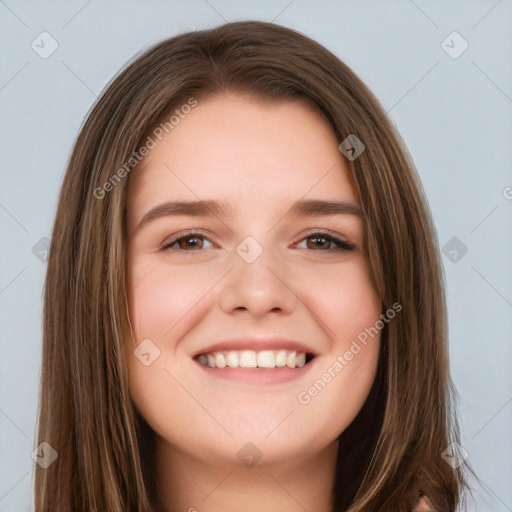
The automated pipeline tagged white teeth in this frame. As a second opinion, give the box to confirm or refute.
[296,352,306,368]
[257,350,275,368]
[286,350,296,368]
[239,350,257,368]
[226,351,239,368]
[275,350,287,367]
[215,352,227,368]
[197,349,311,369]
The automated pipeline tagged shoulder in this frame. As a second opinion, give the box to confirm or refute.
[412,494,440,512]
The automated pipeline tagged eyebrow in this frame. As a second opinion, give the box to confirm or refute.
[135,198,362,231]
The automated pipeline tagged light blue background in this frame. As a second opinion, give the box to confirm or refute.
[1,1,511,510]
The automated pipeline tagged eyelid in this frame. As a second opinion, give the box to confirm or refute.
[160,229,216,249]
[293,228,355,249]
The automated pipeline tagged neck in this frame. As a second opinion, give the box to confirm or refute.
[154,438,339,512]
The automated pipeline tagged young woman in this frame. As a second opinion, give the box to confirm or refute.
[34,21,472,512]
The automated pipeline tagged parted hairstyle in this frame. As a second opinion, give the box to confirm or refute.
[34,20,472,512]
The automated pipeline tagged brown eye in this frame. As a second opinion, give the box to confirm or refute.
[161,233,214,251]
[177,236,204,250]
[306,236,332,250]
[298,233,355,252]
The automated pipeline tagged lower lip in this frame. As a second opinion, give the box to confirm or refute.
[194,358,316,384]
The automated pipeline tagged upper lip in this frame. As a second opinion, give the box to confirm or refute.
[192,337,319,358]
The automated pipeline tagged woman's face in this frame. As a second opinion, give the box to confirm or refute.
[125,92,381,466]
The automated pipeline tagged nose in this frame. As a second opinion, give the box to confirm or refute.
[218,239,298,318]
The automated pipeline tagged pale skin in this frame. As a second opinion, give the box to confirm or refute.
[125,92,382,512]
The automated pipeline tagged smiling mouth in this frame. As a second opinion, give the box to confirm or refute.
[194,349,316,369]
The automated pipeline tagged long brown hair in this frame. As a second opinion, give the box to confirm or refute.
[35,20,472,511]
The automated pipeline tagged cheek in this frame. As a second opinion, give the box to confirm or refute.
[292,258,381,433]
[125,257,218,434]
[304,258,381,343]
[127,257,216,344]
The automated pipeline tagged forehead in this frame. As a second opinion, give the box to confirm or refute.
[127,92,358,217]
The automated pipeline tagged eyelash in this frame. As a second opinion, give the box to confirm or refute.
[160,230,355,252]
